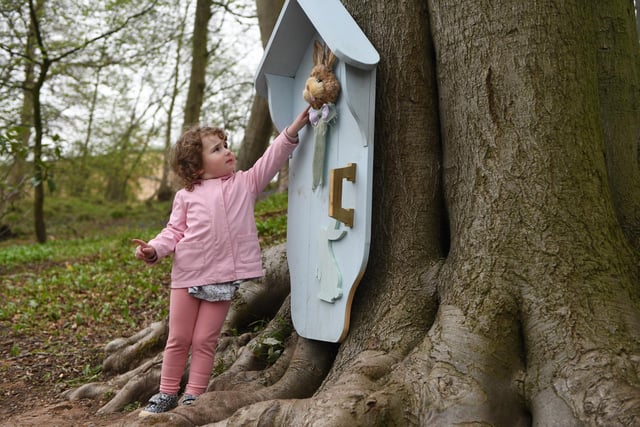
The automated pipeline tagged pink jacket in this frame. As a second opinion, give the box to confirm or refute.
[148,132,298,288]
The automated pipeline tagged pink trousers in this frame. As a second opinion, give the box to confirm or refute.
[159,288,231,396]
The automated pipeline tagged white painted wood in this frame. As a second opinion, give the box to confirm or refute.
[254,0,378,343]
[265,74,294,133]
[296,0,379,69]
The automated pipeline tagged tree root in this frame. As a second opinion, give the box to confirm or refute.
[129,336,338,426]
[63,320,168,413]
[208,295,295,391]
[63,352,164,414]
[199,348,399,427]
[224,244,291,330]
[103,320,168,374]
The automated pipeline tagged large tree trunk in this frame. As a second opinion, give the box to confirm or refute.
[408,1,639,424]
[595,0,640,250]
[71,1,640,425]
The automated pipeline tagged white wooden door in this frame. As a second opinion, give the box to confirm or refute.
[286,37,375,342]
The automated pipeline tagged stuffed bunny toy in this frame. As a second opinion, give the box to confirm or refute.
[303,40,340,109]
[303,40,340,190]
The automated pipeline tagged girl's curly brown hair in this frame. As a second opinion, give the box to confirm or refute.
[170,126,227,191]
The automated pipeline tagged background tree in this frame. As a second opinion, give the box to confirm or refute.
[10,0,39,204]
[67,0,640,425]
[157,0,191,202]
[67,54,105,197]
[0,0,158,242]
[235,0,284,171]
[0,0,258,237]
[158,0,258,199]
[182,0,212,129]
[102,88,163,202]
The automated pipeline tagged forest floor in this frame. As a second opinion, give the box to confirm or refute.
[0,325,132,427]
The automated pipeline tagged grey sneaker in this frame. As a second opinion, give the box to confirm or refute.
[139,392,178,417]
[180,394,197,406]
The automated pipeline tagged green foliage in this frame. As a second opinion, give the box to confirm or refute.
[1,195,171,241]
[213,356,229,376]
[0,196,172,388]
[123,402,141,413]
[255,191,288,215]
[255,192,288,246]
[0,231,171,335]
[0,127,26,158]
[65,363,103,387]
[248,316,293,365]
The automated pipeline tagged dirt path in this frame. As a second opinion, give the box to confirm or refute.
[1,399,127,427]
[0,328,130,426]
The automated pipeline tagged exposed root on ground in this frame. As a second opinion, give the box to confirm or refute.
[103,320,168,374]
[129,336,337,426]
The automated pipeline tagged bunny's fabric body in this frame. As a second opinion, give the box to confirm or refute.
[310,103,337,189]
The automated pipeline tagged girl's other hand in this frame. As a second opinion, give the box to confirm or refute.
[132,239,157,262]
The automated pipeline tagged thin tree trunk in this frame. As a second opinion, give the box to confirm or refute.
[10,6,38,202]
[182,0,212,129]
[32,62,49,244]
[28,0,50,244]
[157,0,190,202]
[72,64,102,197]
[235,0,284,172]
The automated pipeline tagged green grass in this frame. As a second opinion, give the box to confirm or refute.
[0,191,289,387]
[0,233,169,334]
[255,191,288,246]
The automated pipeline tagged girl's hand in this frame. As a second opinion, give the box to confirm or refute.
[132,239,158,263]
[288,105,311,136]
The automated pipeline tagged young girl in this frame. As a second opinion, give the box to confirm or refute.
[133,107,309,416]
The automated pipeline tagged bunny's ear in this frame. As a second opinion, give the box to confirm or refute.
[313,40,324,66]
[325,49,338,69]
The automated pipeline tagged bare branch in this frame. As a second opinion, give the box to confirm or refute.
[29,0,161,65]
[212,0,257,19]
